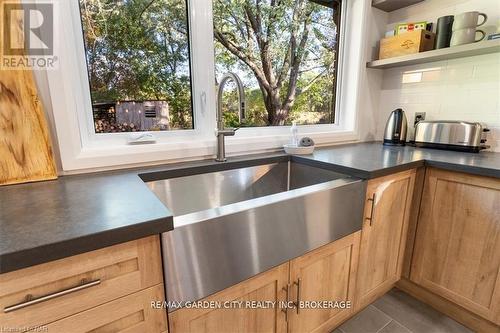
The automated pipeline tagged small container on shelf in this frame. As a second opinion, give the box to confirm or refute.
[379,30,436,60]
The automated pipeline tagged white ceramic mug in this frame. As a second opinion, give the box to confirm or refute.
[450,28,485,46]
[452,11,487,30]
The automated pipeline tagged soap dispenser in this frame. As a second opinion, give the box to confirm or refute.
[290,122,299,146]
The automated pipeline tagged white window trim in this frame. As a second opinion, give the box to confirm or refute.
[46,0,371,172]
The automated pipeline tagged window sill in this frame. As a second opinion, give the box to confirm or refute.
[61,129,359,173]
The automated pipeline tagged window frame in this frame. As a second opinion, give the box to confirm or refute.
[46,0,367,172]
[69,0,215,146]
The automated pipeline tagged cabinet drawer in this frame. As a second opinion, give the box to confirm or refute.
[44,284,167,333]
[0,236,163,329]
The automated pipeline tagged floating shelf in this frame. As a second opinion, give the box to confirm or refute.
[367,39,500,69]
[372,0,424,12]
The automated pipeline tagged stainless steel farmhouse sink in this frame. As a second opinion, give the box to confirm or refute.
[144,158,366,311]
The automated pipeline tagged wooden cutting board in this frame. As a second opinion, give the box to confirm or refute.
[0,0,57,185]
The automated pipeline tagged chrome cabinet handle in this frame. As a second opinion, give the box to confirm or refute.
[4,279,101,313]
[365,193,376,226]
[293,278,301,314]
[282,284,290,321]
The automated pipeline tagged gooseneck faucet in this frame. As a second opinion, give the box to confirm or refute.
[215,72,246,162]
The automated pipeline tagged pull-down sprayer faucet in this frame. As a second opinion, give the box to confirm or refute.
[215,72,246,162]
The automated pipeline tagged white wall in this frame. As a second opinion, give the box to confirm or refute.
[372,0,500,151]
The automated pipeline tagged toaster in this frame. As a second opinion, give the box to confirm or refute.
[414,121,489,153]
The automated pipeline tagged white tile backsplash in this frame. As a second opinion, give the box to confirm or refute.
[374,0,500,152]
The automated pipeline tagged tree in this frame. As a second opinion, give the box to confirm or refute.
[213,0,337,125]
[79,0,193,129]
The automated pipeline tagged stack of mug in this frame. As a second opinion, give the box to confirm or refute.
[436,11,487,48]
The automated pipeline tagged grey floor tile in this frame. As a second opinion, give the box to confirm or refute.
[339,305,392,333]
[373,289,473,333]
[377,321,412,333]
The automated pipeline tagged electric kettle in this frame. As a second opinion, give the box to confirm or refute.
[383,108,407,146]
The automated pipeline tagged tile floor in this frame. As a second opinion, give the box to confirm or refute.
[334,289,473,333]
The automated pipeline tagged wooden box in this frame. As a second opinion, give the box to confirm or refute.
[379,30,435,60]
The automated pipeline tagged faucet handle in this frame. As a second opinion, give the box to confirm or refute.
[215,128,238,137]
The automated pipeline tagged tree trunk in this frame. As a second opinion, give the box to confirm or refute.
[271,107,290,126]
[262,86,295,126]
[214,0,312,126]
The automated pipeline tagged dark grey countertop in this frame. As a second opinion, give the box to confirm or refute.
[1,142,498,274]
[0,172,173,274]
[294,142,500,179]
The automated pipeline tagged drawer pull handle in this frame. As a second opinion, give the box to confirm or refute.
[365,193,376,226]
[4,279,101,313]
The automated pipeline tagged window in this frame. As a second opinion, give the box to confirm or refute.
[213,0,341,127]
[49,0,365,170]
[78,0,193,133]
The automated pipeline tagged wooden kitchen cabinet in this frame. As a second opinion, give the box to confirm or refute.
[169,232,361,333]
[410,168,500,324]
[169,262,289,333]
[288,232,360,333]
[356,169,416,309]
[0,235,166,331]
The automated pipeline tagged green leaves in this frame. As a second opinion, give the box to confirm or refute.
[80,0,193,129]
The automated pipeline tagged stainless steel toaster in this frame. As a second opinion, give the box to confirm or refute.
[414,121,489,153]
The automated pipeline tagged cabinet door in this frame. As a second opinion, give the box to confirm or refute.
[356,169,416,309]
[288,232,360,333]
[169,263,289,333]
[411,168,500,324]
